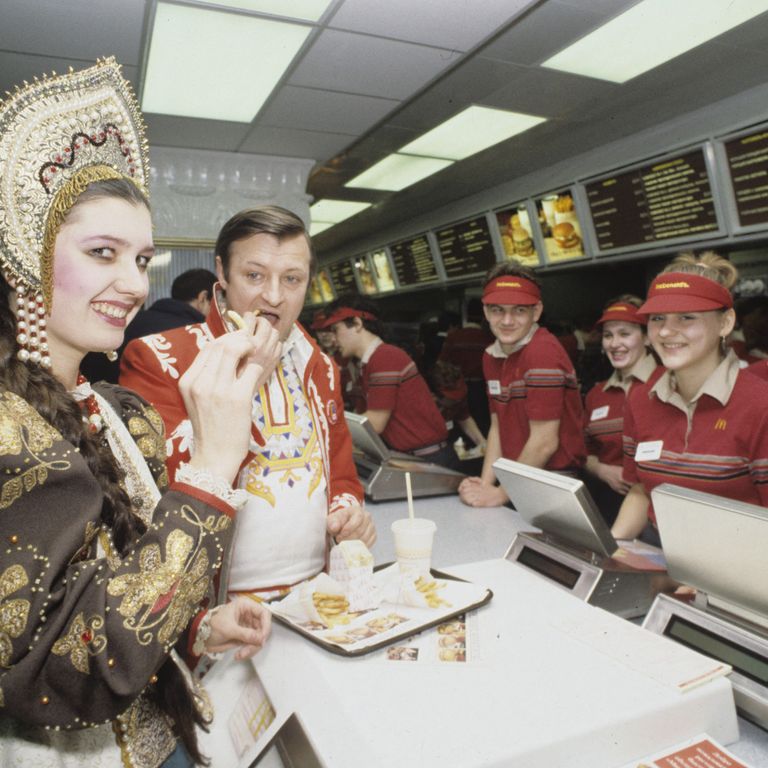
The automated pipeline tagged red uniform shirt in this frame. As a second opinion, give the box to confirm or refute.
[440,325,493,380]
[623,353,768,523]
[747,359,768,382]
[483,326,586,472]
[584,355,661,466]
[362,341,447,453]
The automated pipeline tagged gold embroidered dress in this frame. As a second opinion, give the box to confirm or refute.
[0,384,235,767]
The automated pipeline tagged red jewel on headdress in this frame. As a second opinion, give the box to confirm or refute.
[76,374,104,434]
[81,629,93,644]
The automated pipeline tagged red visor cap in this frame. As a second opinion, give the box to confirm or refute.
[596,302,646,328]
[482,276,541,306]
[638,272,733,316]
[316,306,377,329]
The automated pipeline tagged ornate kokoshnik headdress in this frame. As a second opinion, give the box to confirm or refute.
[0,57,149,367]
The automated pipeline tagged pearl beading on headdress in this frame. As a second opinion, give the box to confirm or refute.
[15,283,50,368]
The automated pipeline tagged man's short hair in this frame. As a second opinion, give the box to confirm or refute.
[215,205,315,279]
[483,259,541,290]
[171,268,217,302]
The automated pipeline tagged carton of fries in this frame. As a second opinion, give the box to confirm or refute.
[329,540,378,611]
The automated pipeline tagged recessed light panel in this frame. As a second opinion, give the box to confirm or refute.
[143,3,311,121]
[203,0,332,22]
[400,106,546,160]
[310,200,371,223]
[309,221,335,236]
[542,0,768,83]
[345,154,454,191]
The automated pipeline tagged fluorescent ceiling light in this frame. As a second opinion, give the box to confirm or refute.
[310,221,335,236]
[542,0,768,83]
[346,154,454,192]
[203,0,332,22]
[143,3,311,121]
[400,106,546,160]
[310,200,371,223]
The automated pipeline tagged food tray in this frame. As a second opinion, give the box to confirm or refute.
[269,565,493,657]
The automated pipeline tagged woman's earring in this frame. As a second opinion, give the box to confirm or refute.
[106,350,118,362]
[720,336,728,355]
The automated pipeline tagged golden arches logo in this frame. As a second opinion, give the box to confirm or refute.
[714,418,727,431]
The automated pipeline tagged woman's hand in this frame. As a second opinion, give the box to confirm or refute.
[179,313,281,483]
[207,597,272,661]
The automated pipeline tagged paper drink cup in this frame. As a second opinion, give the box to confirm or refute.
[391,518,436,575]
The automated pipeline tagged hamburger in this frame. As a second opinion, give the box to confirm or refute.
[552,221,580,249]
[511,227,534,257]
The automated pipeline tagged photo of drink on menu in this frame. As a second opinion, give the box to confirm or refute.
[371,249,396,292]
[535,189,586,263]
[308,268,335,304]
[495,204,539,267]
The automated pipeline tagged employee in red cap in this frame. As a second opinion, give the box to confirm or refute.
[321,295,460,468]
[459,262,586,507]
[612,252,768,542]
[583,295,661,526]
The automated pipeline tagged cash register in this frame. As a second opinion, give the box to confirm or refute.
[495,458,666,619]
[643,484,768,729]
[345,412,464,501]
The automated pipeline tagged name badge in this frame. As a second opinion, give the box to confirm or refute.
[635,440,663,462]
[590,406,609,421]
[445,420,454,430]
[488,380,501,395]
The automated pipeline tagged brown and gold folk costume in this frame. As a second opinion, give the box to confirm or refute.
[0,59,239,767]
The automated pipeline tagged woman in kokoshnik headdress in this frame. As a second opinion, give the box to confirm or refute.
[0,58,279,768]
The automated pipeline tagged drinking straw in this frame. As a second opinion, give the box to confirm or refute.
[405,472,415,521]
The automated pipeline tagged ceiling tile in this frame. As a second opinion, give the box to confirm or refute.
[259,86,400,135]
[0,51,139,97]
[481,0,608,66]
[288,28,461,99]
[144,115,250,152]
[239,125,357,160]
[0,0,145,66]
[328,0,535,51]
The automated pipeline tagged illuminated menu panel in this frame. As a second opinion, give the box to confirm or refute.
[436,216,497,279]
[307,269,334,304]
[534,190,586,263]
[724,128,768,228]
[389,235,440,286]
[370,249,396,292]
[328,259,357,295]
[495,204,540,267]
[585,149,719,252]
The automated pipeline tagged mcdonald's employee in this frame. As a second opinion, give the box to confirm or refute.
[321,296,460,469]
[612,252,768,542]
[459,262,586,508]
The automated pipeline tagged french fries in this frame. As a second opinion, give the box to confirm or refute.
[414,576,450,609]
[226,308,260,331]
[312,592,350,627]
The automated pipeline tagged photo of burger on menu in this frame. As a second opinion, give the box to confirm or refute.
[495,205,539,267]
[535,190,586,263]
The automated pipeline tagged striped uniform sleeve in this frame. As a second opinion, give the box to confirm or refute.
[366,349,414,411]
[622,395,639,486]
[748,411,768,505]
[523,343,568,421]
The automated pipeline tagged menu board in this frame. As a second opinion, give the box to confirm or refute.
[328,259,357,296]
[370,249,396,292]
[389,235,440,286]
[535,189,587,263]
[435,216,497,279]
[355,256,378,295]
[585,149,719,252]
[494,204,539,267]
[307,268,334,305]
[723,128,768,229]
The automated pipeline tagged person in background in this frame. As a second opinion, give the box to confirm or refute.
[321,295,460,469]
[81,267,217,383]
[0,58,270,768]
[439,298,493,435]
[311,308,364,412]
[121,206,374,602]
[612,252,768,543]
[459,262,586,508]
[583,296,661,527]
